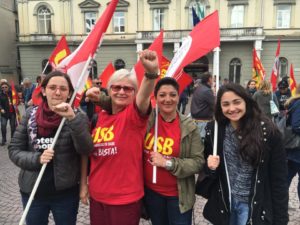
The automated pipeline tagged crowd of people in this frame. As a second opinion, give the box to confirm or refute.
[1,51,300,225]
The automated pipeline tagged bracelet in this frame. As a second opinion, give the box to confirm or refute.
[145,72,159,79]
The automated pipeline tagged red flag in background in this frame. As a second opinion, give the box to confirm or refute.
[10,81,19,106]
[165,11,220,79]
[57,0,119,96]
[290,64,297,96]
[48,36,71,68]
[270,40,281,92]
[134,30,164,86]
[99,62,115,88]
[73,77,93,108]
[252,48,265,87]
[32,86,42,106]
[10,81,21,124]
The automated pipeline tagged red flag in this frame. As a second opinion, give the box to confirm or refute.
[32,86,43,106]
[48,36,71,67]
[165,11,220,79]
[10,81,19,106]
[73,78,93,108]
[57,0,119,94]
[98,62,115,88]
[270,40,280,92]
[10,81,21,124]
[290,64,297,96]
[252,48,265,87]
[134,30,164,86]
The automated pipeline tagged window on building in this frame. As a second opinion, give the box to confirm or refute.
[231,5,244,28]
[276,5,291,28]
[229,58,242,84]
[153,8,164,31]
[38,6,51,34]
[85,12,96,33]
[279,57,288,78]
[113,11,125,33]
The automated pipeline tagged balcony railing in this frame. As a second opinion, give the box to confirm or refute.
[29,34,55,42]
[136,27,264,42]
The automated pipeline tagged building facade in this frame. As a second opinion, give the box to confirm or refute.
[17,0,300,85]
[0,0,19,82]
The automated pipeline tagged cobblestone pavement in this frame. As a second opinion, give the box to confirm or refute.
[1,144,300,225]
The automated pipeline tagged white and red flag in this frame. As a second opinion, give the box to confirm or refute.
[165,10,220,79]
[270,40,281,92]
[57,0,119,95]
[48,35,71,68]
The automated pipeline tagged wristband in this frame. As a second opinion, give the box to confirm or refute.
[145,72,159,79]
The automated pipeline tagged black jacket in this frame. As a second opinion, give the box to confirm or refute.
[8,106,93,194]
[201,121,288,225]
[0,90,15,118]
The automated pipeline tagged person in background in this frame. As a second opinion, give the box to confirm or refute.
[144,77,204,225]
[0,82,16,145]
[221,78,229,86]
[81,50,159,225]
[177,86,190,114]
[275,79,291,113]
[80,78,108,121]
[23,77,36,108]
[284,84,300,209]
[190,72,215,141]
[200,83,288,225]
[246,79,257,96]
[253,80,279,119]
[8,71,93,225]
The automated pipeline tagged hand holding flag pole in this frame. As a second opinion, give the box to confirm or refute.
[18,55,93,225]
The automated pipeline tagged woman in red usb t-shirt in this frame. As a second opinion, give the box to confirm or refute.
[144,77,205,225]
[83,50,159,225]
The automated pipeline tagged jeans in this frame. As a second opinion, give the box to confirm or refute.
[287,160,300,203]
[229,197,249,225]
[21,192,79,225]
[144,188,192,225]
[1,114,16,143]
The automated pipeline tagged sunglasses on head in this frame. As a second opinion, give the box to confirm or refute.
[110,85,135,93]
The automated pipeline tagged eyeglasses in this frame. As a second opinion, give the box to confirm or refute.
[1,86,8,89]
[110,85,135,93]
[95,82,102,85]
[46,85,69,92]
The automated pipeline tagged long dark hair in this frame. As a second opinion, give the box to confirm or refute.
[215,83,272,167]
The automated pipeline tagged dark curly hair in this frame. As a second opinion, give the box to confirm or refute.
[215,83,273,167]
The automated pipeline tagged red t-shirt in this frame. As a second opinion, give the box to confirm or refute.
[144,114,181,196]
[89,102,149,205]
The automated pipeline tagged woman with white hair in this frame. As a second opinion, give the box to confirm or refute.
[82,50,159,225]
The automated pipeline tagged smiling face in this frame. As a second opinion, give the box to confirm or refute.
[42,76,71,110]
[109,78,136,113]
[156,84,179,116]
[220,91,246,128]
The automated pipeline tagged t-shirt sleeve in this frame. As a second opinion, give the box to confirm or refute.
[126,100,151,128]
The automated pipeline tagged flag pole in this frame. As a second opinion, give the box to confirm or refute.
[213,47,220,156]
[19,55,93,225]
[152,104,158,183]
[41,61,50,74]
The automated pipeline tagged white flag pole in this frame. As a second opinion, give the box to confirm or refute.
[19,55,93,225]
[152,104,159,183]
[41,61,50,74]
[213,47,220,156]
